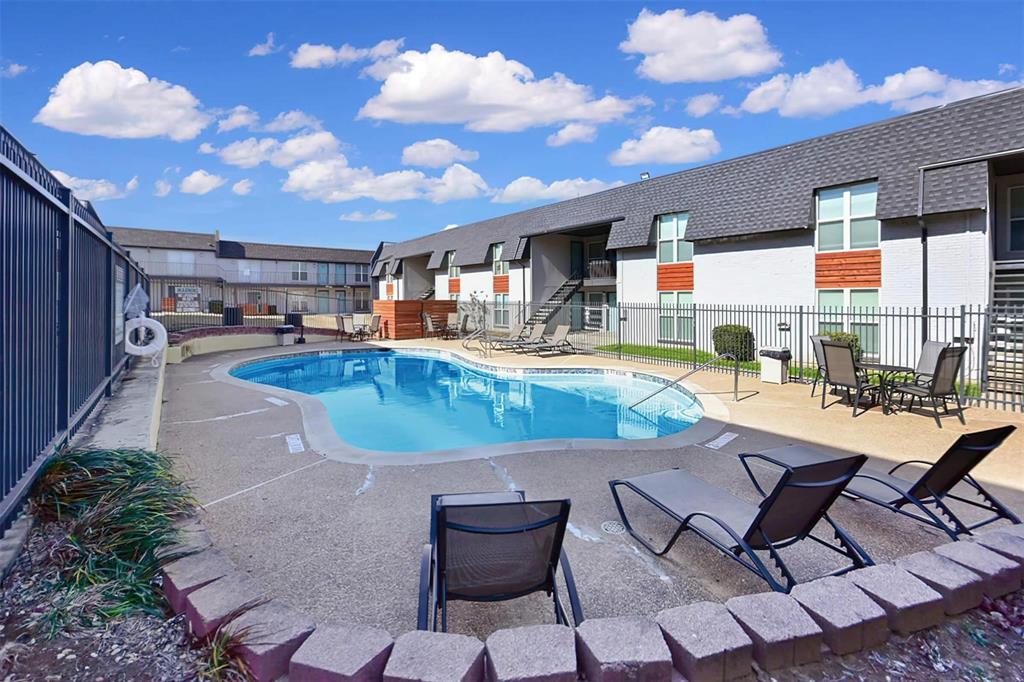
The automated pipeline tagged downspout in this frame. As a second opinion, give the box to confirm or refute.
[917,167,928,341]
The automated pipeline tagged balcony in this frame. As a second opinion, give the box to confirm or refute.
[583,258,616,286]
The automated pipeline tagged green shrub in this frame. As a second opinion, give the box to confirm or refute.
[712,324,756,362]
[829,331,862,360]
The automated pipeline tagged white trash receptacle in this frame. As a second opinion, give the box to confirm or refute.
[759,347,791,384]
[276,324,296,346]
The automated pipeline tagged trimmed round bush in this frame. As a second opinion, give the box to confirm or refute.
[712,324,756,362]
[829,331,862,360]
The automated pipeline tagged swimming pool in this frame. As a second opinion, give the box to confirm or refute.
[230,350,704,453]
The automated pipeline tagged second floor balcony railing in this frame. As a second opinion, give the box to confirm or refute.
[585,258,616,280]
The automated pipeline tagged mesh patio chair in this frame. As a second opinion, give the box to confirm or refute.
[809,335,831,396]
[891,346,967,427]
[341,315,360,341]
[609,453,872,593]
[526,324,574,355]
[418,491,583,632]
[445,312,459,337]
[912,340,951,385]
[821,340,879,416]
[741,426,1019,539]
[367,313,381,339]
[422,312,439,338]
[495,324,545,351]
[335,315,349,341]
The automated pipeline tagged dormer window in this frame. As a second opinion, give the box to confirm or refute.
[491,243,509,275]
[446,251,460,278]
[816,181,879,252]
[656,213,692,263]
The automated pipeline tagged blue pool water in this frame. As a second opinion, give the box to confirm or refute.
[231,351,704,452]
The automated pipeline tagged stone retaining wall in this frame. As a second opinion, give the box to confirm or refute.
[162,518,1024,681]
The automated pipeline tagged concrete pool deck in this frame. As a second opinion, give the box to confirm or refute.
[158,339,1024,639]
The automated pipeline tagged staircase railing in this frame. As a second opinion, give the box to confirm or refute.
[630,353,739,409]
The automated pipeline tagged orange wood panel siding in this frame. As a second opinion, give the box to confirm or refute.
[815,249,882,288]
[493,274,510,294]
[372,300,458,340]
[385,283,394,297]
[448,277,461,294]
[656,262,694,291]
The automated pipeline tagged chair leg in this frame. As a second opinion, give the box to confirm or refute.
[852,386,861,417]
[811,374,818,397]
[954,393,966,424]
[931,397,943,428]
[821,383,828,409]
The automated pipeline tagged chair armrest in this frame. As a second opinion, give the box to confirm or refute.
[886,460,932,476]
[417,543,435,631]
[738,452,787,498]
[680,511,748,548]
[558,549,584,626]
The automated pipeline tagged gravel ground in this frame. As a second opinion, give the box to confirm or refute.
[0,520,204,681]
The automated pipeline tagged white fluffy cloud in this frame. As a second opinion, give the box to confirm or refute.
[290,38,404,68]
[154,179,172,197]
[741,60,1022,117]
[492,176,623,204]
[609,126,721,166]
[339,209,397,222]
[620,9,781,83]
[1,62,28,78]
[232,179,254,195]
[358,44,647,132]
[35,61,211,140]
[263,109,322,132]
[198,142,217,154]
[685,93,722,118]
[283,157,487,204]
[53,170,138,201]
[546,123,598,147]
[248,32,280,57]
[217,131,340,169]
[401,139,479,167]
[217,105,259,132]
[180,170,226,195]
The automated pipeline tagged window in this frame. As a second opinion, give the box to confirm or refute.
[817,288,880,358]
[334,263,347,284]
[491,243,508,275]
[658,291,694,343]
[317,263,329,285]
[336,291,349,313]
[816,181,879,252]
[493,294,509,327]
[1010,186,1024,252]
[238,259,261,282]
[447,251,460,278]
[291,262,308,281]
[450,293,459,301]
[354,289,370,311]
[656,213,692,264]
[354,264,369,283]
[165,250,195,276]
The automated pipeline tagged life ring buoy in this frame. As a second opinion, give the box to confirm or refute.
[125,316,167,357]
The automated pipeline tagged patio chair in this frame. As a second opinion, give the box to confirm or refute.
[809,335,830,396]
[445,312,459,337]
[494,324,545,351]
[609,453,872,593]
[890,346,967,427]
[820,340,879,416]
[741,426,1019,539]
[422,312,440,338]
[527,324,574,355]
[341,315,361,341]
[367,313,381,339]
[335,315,349,341]
[912,340,951,386]
[488,322,525,349]
[418,491,583,632]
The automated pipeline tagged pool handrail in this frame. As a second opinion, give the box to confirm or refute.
[629,352,739,409]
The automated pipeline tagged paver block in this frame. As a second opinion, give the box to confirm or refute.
[161,548,234,613]
[290,621,393,682]
[895,551,985,615]
[932,541,1022,597]
[972,531,1024,566]
[575,616,673,682]
[383,630,484,682]
[790,577,889,655]
[656,602,753,681]
[847,565,944,634]
[486,624,576,682]
[725,592,822,671]
[225,599,315,682]
[185,571,265,639]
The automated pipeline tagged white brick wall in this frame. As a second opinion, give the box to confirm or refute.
[693,231,815,306]
[617,246,657,304]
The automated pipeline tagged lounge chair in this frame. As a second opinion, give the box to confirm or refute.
[741,426,1019,540]
[809,335,830,396]
[494,324,545,351]
[488,322,525,349]
[820,340,879,416]
[418,491,583,632]
[527,324,574,355]
[609,453,872,593]
[890,346,967,427]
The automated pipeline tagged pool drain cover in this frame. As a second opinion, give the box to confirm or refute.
[601,520,626,535]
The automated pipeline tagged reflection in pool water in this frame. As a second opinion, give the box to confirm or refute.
[231,351,704,452]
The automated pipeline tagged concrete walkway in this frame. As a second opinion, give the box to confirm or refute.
[158,340,1024,638]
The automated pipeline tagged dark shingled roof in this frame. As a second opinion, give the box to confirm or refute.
[377,87,1023,269]
[109,226,373,264]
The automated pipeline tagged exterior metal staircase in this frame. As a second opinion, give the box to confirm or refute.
[418,287,435,300]
[985,261,1024,401]
[525,277,582,326]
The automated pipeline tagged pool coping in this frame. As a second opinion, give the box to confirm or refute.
[210,345,729,465]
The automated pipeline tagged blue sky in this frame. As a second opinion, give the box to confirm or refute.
[2,1,1022,250]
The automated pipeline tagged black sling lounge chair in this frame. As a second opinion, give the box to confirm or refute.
[418,491,583,633]
[608,453,872,593]
[742,426,1019,540]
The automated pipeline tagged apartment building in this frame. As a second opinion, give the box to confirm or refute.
[372,88,1024,347]
[111,227,374,314]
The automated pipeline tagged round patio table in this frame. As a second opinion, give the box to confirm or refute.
[856,362,913,414]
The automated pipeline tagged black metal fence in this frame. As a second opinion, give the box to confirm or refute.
[1,126,148,532]
[146,278,372,333]
[460,299,1023,411]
